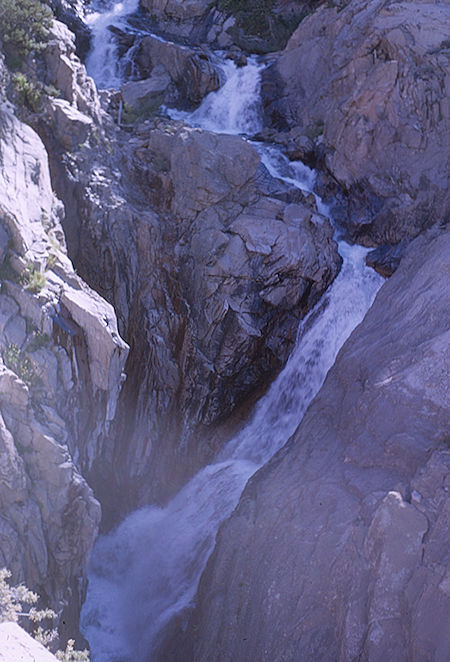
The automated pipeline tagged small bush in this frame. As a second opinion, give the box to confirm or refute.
[0,0,52,65]
[13,73,42,111]
[0,568,90,661]
[3,343,37,387]
[20,262,46,292]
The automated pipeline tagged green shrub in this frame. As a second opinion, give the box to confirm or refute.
[0,0,52,65]
[3,343,37,387]
[13,72,42,111]
[20,262,46,292]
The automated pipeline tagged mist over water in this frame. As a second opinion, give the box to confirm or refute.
[81,27,384,662]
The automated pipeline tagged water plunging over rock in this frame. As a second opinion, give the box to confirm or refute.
[179,226,450,662]
[80,48,383,660]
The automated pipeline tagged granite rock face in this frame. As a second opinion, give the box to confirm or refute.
[262,0,450,244]
[21,12,341,516]
[177,226,450,662]
[48,112,340,515]
[0,56,128,638]
[140,0,230,45]
[123,34,219,112]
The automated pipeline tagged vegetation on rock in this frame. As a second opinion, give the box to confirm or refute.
[0,569,90,661]
[0,0,52,66]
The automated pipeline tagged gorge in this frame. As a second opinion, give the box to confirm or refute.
[0,1,449,661]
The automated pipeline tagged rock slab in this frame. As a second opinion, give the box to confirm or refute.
[176,226,450,662]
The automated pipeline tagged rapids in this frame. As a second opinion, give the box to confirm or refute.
[81,8,384,660]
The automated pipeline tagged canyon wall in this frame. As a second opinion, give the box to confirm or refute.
[28,19,342,517]
[175,224,450,662]
[262,0,450,244]
[0,47,128,638]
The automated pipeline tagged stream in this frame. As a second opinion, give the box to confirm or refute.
[80,4,384,660]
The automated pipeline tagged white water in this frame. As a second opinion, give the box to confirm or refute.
[81,51,384,662]
[86,0,140,88]
[168,58,264,135]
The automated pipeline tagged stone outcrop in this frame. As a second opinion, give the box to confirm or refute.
[0,52,128,641]
[17,9,341,520]
[262,0,450,244]
[140,0,231,46]
[123,34,219,112]
[47,0,91,58]
[47,111,340,516]
[175,225,450,662]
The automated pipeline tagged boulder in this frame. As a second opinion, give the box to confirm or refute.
[140,0,223,43]
[48,98,93,151]
[176,226,450,662]
[132,35,219,109]
[262,0,450,244]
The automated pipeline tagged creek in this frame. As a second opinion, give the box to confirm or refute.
[80,4,384,660]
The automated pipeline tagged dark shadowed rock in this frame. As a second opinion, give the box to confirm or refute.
[175,226,450,662]
[129,35,219,110]
[365,240,408,277]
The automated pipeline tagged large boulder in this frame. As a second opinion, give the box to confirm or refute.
[0,623,58,662]
[124,35,219,111]
[175,225,450,662]
[262,0,450,244]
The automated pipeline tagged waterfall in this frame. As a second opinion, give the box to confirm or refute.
[86,0,140,89]
[168,58,264,135]
[81,37,384,662]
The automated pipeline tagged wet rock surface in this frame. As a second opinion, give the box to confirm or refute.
[175,226,450,662]
[46,112,340,515]
[262,0,450,245]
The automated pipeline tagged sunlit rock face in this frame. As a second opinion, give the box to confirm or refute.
[0,51,128,638]
[262,0,450,245]
[139,0,229,45]
[126,34,220,110]
[174,226,450,662]
[0,623,58,662]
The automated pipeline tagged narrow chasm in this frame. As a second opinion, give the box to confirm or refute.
[0,1,449,661]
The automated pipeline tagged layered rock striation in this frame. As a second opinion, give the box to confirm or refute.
[176,225,450,662]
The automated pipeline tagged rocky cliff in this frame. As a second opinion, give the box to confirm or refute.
[262,0,450,245]
[19,16,342,518]
[1,0,449,656]
[175,224,450,662]
[0,47,128,640]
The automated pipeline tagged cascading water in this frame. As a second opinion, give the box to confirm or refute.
[86,0,140,89]
[168,58,264,135]
[81,40,384,662]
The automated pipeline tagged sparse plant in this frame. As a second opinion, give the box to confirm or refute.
[46,252,58,269]
[20,262,46,293]
[3,343,37,386]
[43,83,61,98]
[0,569,89,661]
[13,72,42,111]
